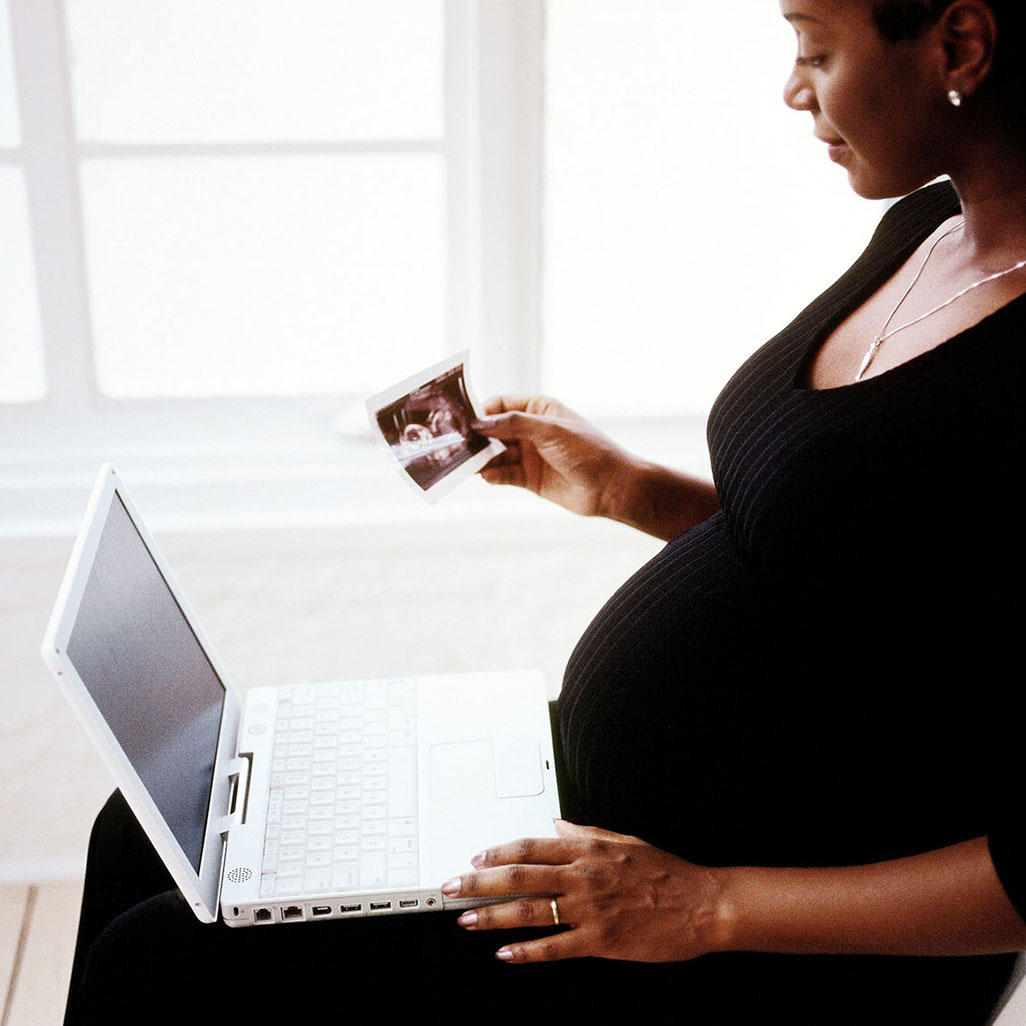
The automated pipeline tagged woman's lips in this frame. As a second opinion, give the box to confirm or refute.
[825,140,849,163]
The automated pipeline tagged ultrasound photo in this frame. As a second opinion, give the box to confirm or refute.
[367,352,504,500]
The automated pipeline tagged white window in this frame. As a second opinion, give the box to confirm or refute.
[1,1,884,524]
[0,1,45,404]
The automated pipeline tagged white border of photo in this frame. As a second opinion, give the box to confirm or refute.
[365,350,505,504]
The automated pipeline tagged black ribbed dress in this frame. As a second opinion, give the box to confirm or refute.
[557,181,1025,1021]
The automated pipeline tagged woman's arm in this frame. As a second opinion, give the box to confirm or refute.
[475,396,720,541]
[442,822,1026,964]
[720,835,1026,958]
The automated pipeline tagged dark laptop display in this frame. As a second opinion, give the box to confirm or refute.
[66,494,224,871]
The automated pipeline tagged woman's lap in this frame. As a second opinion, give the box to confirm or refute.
[65,792,1016,1025]
[66,792,668,1022]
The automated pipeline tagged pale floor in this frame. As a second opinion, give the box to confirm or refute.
[1,881,82,1026]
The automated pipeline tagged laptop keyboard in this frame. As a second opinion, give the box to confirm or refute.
[259,679,419,899]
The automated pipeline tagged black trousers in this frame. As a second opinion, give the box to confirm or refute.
[64,791,689,1024]
[64,790,1016,1026]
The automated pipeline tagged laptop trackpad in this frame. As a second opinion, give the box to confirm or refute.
[430,740,543,799]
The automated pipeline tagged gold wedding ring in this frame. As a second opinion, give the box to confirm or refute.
[550,898,560,926]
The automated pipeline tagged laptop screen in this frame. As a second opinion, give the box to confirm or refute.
[66,493,225,872]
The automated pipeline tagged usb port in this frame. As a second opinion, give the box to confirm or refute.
[369,901,392,911]
[399,900,418,909]
[339,904,362,914]
[311,906,332,917]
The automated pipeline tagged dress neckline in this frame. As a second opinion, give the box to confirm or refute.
[792,183,965,395]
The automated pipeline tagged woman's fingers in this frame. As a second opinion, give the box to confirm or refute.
[444,826,719,964]
[472,834,577,868]
[479,462,526,488]
[441,836,574,901]
[457,895,572,932]
[475,409,565,444]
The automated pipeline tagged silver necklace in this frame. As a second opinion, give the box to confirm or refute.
[856,219,1026,381]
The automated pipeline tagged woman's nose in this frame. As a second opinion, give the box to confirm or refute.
[783,66,816,112]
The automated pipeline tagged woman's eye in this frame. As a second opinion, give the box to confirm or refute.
[795,54,827,69]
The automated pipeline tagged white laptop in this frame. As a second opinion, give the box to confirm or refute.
[41,464,561,927]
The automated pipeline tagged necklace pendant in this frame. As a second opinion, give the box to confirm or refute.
[855,338,882,383]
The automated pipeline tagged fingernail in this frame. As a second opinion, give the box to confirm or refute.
[495,948,514,962]
[441,877,461,895]
[470,851,486,868]
[457,911,478,927]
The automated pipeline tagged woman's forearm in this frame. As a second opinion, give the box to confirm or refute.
[713,837,1026,957]
[603,458,720,541]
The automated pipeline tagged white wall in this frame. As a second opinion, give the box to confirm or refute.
[0,503,662,882]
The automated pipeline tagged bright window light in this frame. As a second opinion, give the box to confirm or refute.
[65,0,443,143]
[0,168,46,403]
[81,154,446,399]
[544,0,885,417]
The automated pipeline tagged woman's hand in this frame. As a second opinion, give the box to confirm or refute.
[474,396,638,520]
[475,396,720,540]
[441,820,728,964]
[445,828,1026,965]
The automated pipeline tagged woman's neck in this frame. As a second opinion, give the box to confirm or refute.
[948,147,1026,266]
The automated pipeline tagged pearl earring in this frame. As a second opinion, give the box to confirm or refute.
[948,89,963,107]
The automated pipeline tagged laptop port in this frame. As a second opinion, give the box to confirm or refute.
[399,900,418,909]
[369,901,392,911]
[339,904,362,914]
[254,908,273,923]
[311,906,332,917]
[281,905,304,921]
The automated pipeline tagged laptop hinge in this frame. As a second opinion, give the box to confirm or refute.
[217,753,253,837]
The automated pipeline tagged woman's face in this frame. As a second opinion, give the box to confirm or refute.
[779,0,947,198]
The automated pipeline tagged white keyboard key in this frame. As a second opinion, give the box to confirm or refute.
[304,868,331,892]
[388,747,417,817]
[333,863,359,889]
[360,854,387,887]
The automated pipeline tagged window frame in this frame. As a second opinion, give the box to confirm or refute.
[0,1,548,497]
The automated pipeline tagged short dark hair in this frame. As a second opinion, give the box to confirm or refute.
[871,0,1025,129]
[871,0,954,41]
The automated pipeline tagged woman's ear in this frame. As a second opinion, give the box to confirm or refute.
[936,0,998,99]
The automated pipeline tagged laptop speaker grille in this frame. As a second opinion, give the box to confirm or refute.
[227,866,252,884]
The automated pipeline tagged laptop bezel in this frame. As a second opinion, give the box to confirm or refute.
[41,463,242,923]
